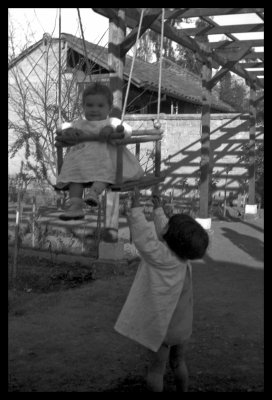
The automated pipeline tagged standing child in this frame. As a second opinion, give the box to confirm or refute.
[55,83,144,220]
[114,191,209,392]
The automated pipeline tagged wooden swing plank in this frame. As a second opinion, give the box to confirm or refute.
[131,128,164,136]
[116,135,162,145]
[110,175,165,192]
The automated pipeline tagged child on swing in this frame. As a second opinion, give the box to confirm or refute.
[55,82,144,220]
[114,190,209,392]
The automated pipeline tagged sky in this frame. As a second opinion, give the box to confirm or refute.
[9,8,110,55]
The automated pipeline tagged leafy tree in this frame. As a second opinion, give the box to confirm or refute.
[137,17,208,75]
[136,16,211,76]
[219,71,249,112]
[239,141,264,206]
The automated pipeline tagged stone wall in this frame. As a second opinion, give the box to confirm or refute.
[124,113,264,198]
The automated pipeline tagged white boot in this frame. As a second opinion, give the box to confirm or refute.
[59,197,84,220]
[85,182,107,207]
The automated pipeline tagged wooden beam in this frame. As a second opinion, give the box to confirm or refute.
[94,7,211,63]
[211,48,263,88]
[116,135,162,144]
[164,8,191,21]
[164,8,264,18]
[111,175,164,192]
[210,39,264,50]
[181,23,264,36]
[131,9,263,88]
[207,45,252,89]
[239,62,264,68]
[213,43,252,63]
[243,52,264,60]
[247,70,264,78]
[199,57,212,218]
[256,12,264,21]
[119,8,162,57]
[200,15,264,89]
[248,83,257,205]
[93,8,264,88]
[208,66,245,91]
[92,7,118,20]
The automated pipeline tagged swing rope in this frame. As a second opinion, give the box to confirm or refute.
[111,8,166,191]
[156,8,165,126]
[77,8,92,79]
[121,8,165,129]
[56,9,166,191]
[120,8,145,125]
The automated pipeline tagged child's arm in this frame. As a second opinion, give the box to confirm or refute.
[152,195,169,238]
[55,120,102,147]
[125,190,168,266]
[55,120,123,147]
[71,120,101,136]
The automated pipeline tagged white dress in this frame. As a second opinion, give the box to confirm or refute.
[114,207,193,352]
[56,117,144,189]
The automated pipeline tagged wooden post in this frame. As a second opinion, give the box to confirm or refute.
[223,170,229,218]
[104,8,126,245]
[135,143,140,160]
[57,8,63,174]
[31,196,36,248]
[12,161,24,282]
[199,58,212,218]
[95,202,102,257]
[153,138,161,196]
[248,82,256,205]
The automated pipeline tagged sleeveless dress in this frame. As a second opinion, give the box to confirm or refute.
[56,117,144,190]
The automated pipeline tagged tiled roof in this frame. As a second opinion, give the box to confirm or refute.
[62,33,235,112]
[9,32,236,112]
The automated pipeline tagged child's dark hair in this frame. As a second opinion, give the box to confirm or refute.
[163,214,209,260]
[82,83,113,107]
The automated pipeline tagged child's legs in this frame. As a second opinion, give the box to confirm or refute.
[91,181,108,194]
[146,344,170,392]
[69,182,84,199]
[85,182,108,206]
[169,342,189,392]
[59,183,84,220]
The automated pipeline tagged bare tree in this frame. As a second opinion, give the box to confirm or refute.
[8,32,82,188]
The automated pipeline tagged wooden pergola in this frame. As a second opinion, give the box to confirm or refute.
[90,8,263,246]
[93,8,263,204]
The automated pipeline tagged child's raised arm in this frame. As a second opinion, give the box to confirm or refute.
[152,195,169,238]
[125,191,170,267]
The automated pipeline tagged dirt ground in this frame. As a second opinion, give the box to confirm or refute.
[8,215,264,392]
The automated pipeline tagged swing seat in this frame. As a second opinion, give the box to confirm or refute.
[110,174,165,192]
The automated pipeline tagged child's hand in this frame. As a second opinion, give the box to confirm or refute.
[131,188,141,208]
[123,198,131,215]
[152,195,162,209]
[99,126,114,141]
[55,128,82,147]
[108,125,125,145]
[122,189,141,216]
[116,125,124,133]
[99,125,125,144]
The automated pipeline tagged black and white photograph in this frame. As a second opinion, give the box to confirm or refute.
[8,8,264,392]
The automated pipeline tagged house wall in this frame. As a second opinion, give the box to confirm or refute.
[124,113,264,199]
